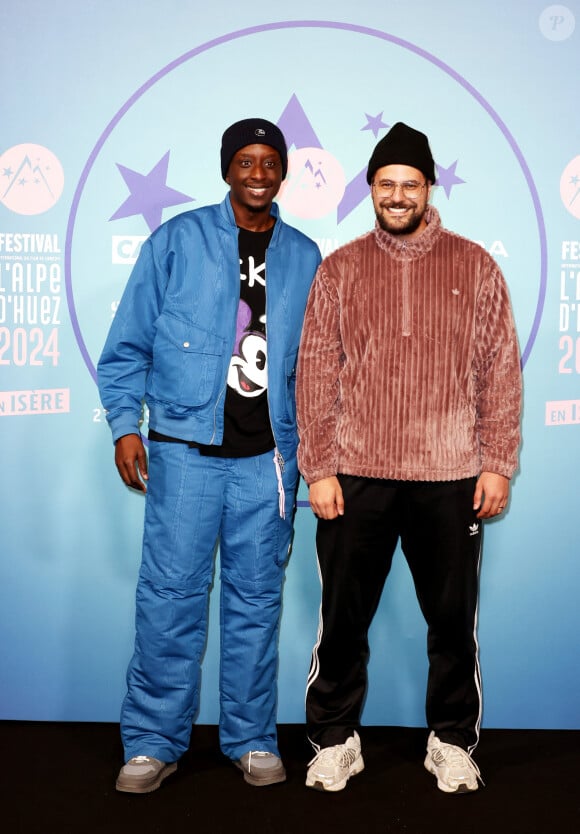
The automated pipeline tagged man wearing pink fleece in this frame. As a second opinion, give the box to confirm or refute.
[296,122,522,795]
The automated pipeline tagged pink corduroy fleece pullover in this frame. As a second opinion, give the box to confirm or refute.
[296,206,522,485]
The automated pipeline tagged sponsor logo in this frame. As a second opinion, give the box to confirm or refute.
[111,235,147,265]
[545,400,580,425]
[539,5,575,41]
[0,388,70,416]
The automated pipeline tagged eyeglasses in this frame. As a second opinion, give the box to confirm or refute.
[371,180,427,198]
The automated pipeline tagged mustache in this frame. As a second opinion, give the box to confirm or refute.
[379,200,415,209]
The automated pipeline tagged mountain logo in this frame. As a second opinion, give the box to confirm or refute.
[0,144,64,215]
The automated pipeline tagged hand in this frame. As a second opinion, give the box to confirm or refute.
[473,471,509,519]
[114,434,148,492]
[309,476,344,520]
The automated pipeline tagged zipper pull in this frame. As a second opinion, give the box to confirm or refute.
[273,448,286,519]
[275,449,285,473]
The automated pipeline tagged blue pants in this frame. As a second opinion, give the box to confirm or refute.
[120,442,298,763]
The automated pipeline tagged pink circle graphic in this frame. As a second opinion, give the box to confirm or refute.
[560,156,580,219]
[0,143,64,215]
[278,148,347,219]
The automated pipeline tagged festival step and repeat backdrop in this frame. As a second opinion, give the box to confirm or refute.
[1,1,579,728]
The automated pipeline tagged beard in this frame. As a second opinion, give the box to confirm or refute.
[375,201,426,236]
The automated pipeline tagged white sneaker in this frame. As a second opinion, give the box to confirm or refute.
[116,755,177,793]
[424,731,483,793]
[306,731,364,792]
[235,751,286,786]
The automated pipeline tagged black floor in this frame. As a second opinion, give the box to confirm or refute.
[4,722,579,833]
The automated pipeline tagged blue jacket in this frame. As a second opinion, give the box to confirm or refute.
[97,195,321,463]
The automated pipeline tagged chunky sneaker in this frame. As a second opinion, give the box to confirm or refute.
[235,751,286,786]
[116,756,177,794]
[424,732,483,794]
[306,731,364,792]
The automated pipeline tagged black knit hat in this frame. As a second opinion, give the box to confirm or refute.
[220,118,288,180]
[366,122,435,184]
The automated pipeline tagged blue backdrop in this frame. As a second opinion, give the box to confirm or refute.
[1,0,579,729]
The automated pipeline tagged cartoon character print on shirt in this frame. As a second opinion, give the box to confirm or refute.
[226,299,267,398]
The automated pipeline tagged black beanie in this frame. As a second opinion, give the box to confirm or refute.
[220,118,288,180]
[366,122,435,184]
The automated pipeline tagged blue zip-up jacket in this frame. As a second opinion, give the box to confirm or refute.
[97,195,321,463]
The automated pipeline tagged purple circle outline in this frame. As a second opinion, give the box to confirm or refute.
[65,20,545,381]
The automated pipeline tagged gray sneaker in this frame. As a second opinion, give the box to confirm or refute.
[116,755,177,793]
[306,732,364,792]
[424,732,483,793]
[235,751,286,786]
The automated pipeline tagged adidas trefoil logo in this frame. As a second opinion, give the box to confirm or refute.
[469,522,480,536]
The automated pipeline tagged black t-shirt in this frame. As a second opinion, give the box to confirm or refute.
[150,225,275,457]
[216,225,274,456]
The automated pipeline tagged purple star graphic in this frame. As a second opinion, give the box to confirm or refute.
[361,112,389,138]
[435,160,465,199]
[109,151,194,232]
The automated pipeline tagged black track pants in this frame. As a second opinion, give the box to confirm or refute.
[306,475,483,753]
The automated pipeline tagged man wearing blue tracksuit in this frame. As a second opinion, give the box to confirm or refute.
[97,118,321,793]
